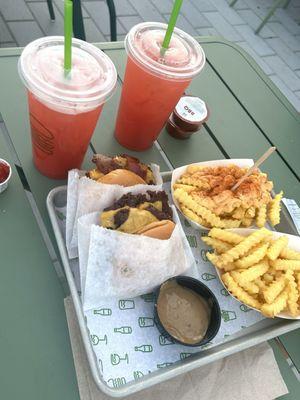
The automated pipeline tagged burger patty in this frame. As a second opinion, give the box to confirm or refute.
[101,191,173,232]
[104,191,172,216]
[91,154,155,184]
[114,208,130,228]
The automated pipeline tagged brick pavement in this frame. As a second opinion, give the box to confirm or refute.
[0,0,299,111]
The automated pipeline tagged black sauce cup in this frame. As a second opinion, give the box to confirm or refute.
[154,276,221,347]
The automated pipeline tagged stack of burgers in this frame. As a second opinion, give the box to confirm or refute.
[101,191,176,240]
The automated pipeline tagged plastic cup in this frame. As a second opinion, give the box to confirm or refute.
[18,36,117,179]
[114,22,206,151]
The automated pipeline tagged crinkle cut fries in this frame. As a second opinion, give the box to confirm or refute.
[173,164,283,229]
[203,228,300,318]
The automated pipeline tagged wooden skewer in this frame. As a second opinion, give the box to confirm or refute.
[231,147,276,191]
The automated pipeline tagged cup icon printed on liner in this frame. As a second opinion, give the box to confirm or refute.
[186,235,198,248]
[111,353,129,365]
[201,272,216,281]
[91,334,108,345]
[159,335,175,346]
[201,249,213,262]
[138,317,154,328]
[221,310,237,322]
[240,304,252,312]
[119,299,135,310]
[220,288,229,297]
[140,293,155,302]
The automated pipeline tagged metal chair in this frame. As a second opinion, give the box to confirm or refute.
[46,0,55,21]
[229,0,291,34]
[46,0,117,42]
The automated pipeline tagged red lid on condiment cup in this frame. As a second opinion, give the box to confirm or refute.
[173,95,208,132]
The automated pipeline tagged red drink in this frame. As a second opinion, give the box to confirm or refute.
[28,92,103,179]
[115,23,205,151]
[115,57,190,151]
[19,37,117,179]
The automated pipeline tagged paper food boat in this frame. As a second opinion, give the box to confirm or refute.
[214,228,300,320]
[171,159,254,231]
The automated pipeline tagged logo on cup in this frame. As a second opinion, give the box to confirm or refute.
[30,113,54,156]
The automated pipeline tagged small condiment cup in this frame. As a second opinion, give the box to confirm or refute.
[154,276,221,347]
[166,113,195,140]
[0,158,12,194]
[166,95,209,140]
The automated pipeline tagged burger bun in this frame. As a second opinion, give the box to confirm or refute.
[137,220,175,240]
[97,169,146,186]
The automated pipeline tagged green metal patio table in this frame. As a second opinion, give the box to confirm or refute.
[0,37,299,399]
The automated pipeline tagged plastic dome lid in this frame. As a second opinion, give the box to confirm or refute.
[125,22,206,80]
[18,36,117,109]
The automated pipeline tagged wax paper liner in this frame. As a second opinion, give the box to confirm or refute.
[66,163,163,259]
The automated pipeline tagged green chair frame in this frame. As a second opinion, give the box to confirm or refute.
[46,0,117,42]
[229,0,291,34]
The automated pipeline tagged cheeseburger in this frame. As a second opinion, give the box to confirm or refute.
[86,154,156,186]
[100,191,176,240]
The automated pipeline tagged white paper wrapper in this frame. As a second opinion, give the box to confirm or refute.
[78,205,197,310]
[216,228,300,320]
[171,159,255,231]
[66,163,163,259]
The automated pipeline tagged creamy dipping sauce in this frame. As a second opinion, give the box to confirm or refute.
[157,280,211,344]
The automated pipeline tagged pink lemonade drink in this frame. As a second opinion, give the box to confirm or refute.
[19,37,117,179]
[115,23,205,151]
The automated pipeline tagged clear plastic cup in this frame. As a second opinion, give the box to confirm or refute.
[114,22,206,151]
[18,36,117,179]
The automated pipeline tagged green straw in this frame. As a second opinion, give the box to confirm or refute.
[161,0,183,56]
[64,0,73,74]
